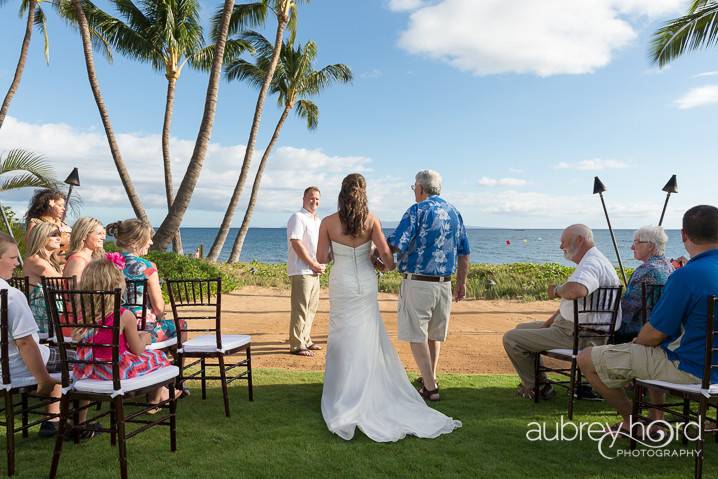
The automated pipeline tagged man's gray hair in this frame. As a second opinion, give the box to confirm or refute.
[566,224,594,243]
[635,225,668,255]
[415,169,442,196]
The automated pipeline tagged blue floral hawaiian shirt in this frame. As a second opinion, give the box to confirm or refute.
[617,255,674,338]
[387,196,470,276]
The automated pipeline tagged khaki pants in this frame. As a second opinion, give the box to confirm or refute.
[502,316,606,388]
[289,274,320,351]
[591,343,699,389]
[397,279,452,342]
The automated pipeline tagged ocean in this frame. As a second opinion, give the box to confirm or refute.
[177,228,687,268]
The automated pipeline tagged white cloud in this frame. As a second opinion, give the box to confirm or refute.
[387,0,424,12]
[674,85,718,109]
[694,71,718,78]
[555,159,629,170]
[395,0,688,77]
[478,177,527,187]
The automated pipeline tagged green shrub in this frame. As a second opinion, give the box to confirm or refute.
[145,251,240,300]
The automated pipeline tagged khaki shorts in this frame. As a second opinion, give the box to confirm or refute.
[591,343,700,389]
[397,279,452,342]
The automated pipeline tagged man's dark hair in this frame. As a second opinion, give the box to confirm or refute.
[683,205,718,244]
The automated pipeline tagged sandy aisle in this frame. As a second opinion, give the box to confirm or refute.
[215,286,558,374]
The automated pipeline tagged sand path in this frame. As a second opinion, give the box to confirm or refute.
[217,286,558,374]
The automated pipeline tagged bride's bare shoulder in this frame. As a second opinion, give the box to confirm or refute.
[321,212,339,224]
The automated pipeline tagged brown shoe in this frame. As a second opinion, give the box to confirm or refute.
[307,343,322,351]
[291,349,314,357]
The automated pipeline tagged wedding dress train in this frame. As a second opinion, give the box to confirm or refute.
[321,240,461,442]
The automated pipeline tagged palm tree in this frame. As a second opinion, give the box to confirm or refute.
[150,0,266,251]
[69,0,148,223]
[83,0,254,254]
[206,0,307,262]
[224,33,351,263]
[0,0,50,130]
[651,0,718,66]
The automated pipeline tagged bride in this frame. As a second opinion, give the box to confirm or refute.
[317,173,461,442]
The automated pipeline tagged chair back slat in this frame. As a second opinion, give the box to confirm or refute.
[47,288,123,391]
[167,278,222,350]
[705,296,718,390]
[572,286,623,349]
[1,290,10,385]
[8,276,30,301]
[41,276,77,339]
[640,283,665,324]
[124,279,148,331]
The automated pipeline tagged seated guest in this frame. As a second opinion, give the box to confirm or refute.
[0,232,68,438]
[63,217,105,283]
[614,226,674,344]
[579,205,718,433]
[503,224,622,400]
[22,222,63,335]
[105,219,180,344]
[24,189,71,264]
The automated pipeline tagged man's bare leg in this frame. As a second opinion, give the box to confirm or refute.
[428,340,441,382]
[410,342,438,397]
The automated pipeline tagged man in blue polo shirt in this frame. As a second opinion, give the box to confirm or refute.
[579,205,718,431]
[386,169,470,402]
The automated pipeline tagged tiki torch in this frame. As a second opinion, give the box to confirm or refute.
[593,176,627,286]
[658,174,677,226]
[62,168,80,222]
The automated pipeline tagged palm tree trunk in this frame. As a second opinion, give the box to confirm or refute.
[227,106,290,263]
[151,0,235,251]
[71,0,148,222]
[0,0,36,131]
[162,75,183,254]
[206,9,289,262]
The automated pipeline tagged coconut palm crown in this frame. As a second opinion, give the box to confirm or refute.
[651,0,718,66]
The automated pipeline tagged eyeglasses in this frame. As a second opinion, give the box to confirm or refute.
[632,239,650,245]
[410,185,416,192]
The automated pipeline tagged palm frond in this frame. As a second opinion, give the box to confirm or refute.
[651,1,718,66]
[189,38,253,72]
[0,149,57,193]
[34,4,50,64]
[225,58,266,86]
[294,99,317,130]
[241,30,274,60]
[211,1,267,43]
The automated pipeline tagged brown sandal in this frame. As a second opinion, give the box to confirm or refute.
[291,349,314,357]
[418,386,440,401]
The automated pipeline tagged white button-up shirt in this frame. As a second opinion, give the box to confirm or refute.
[287,208,321,276]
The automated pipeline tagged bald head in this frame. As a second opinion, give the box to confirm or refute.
[560,224,595,264]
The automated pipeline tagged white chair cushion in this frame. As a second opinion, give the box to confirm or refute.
[179,334,251,354]
[545,348,574,358]
[636,379,718,395]
[0,372,62,391]
[146,337,177,351]
[72,365,179,397]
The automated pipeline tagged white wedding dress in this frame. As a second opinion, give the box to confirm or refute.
[321,240,461,442]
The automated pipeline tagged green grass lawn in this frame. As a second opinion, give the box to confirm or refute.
[5,370,714,478]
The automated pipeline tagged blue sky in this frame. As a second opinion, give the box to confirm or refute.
[0,0,716,229]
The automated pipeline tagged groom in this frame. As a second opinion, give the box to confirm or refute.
[386,170,470,401]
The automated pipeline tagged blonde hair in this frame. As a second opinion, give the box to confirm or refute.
[106,219,152,252]
[78,257,125,326]
[68,217,104,259]
[25,222,61,272]
[0,232,16,257]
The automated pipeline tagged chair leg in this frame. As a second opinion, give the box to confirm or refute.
[201,357,207,400]
[71,400,80,444]
[695,397,707,479]
[246,346,254,401]
[218,355,230,417]
[110,402,117,447]
[568,359,577,421]
[169,383,177,452]
[21,393,28,438]
[683,396,691,446]
[5,391,15,476]
[630,381,641,451]
[533,354,540,404]
[114,397,128,479]
[49,397,69,479]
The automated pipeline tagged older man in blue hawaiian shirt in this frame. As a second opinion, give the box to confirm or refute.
[387,170,470,402]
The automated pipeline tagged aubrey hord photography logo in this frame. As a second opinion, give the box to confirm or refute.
[526,416,702,459]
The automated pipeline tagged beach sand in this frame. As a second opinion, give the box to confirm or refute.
[214,286,558,374]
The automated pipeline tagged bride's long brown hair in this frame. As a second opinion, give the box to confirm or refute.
[338,173,368,238]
